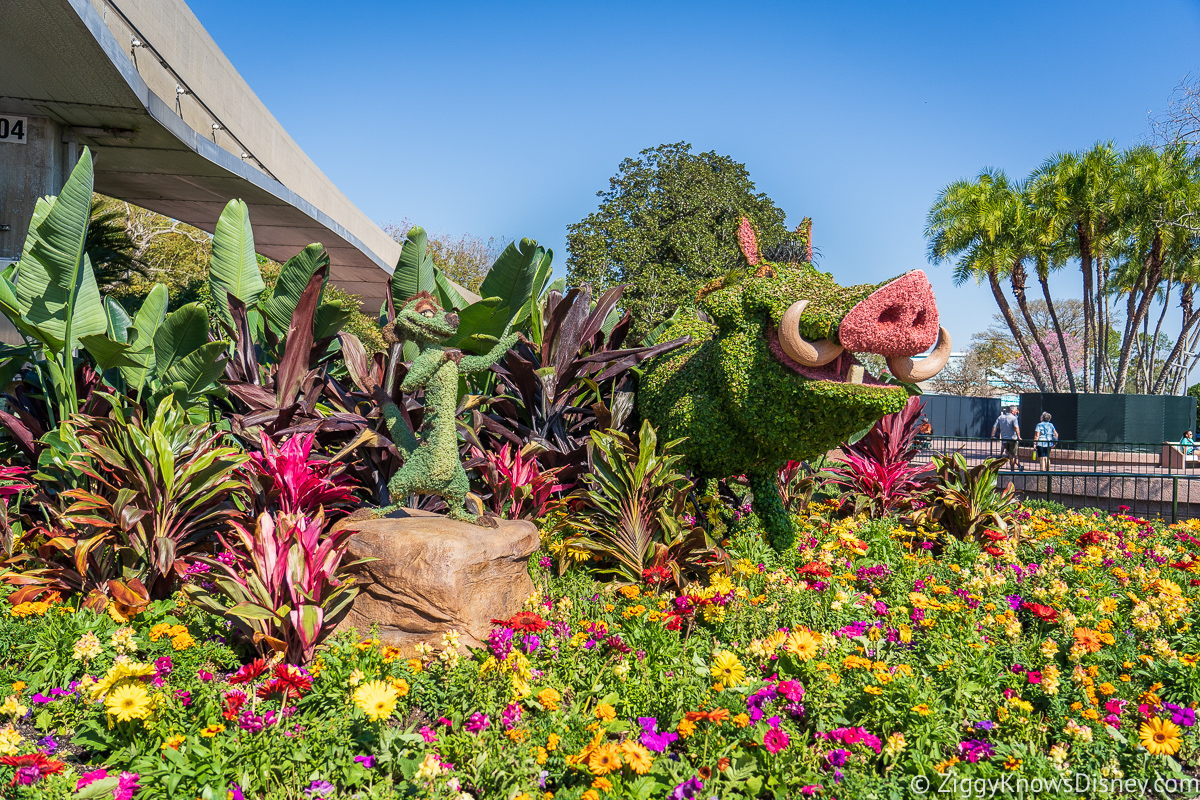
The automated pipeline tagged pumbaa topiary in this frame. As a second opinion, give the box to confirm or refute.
[639,218,951,550]
[372,292,519,526]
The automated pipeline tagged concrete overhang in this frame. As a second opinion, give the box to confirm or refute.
[0,0,473,311]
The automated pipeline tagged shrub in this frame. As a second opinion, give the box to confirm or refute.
[826,396,932,517]
[912,452,1020,542]
[184,510,364,665]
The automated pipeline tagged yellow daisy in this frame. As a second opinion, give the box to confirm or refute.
[105,683,151,722]
[353,680,400,722]
[1140,717,1182,756]
[710,651,746,687]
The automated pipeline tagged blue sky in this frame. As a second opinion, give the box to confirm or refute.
[188,0,1200,348]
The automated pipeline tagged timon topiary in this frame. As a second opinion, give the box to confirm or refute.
[370,291,520,526]
[639,218,951,551]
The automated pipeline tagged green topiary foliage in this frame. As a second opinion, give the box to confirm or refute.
[365,292,519,526]
[640,220,916,551]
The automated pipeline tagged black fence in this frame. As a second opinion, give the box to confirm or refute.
[1001,470,1200,523]
[919,395,1002,438]
[919,436,1196,475]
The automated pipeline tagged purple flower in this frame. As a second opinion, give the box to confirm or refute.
[29,693,53,704]
[355,755,376,769]
[824,748,849,768]
[174,690,192,707]
[1005,594,1023,611]
[1165,703,1196,727]
[638,717,679,752]
[671,776,704,799]
[217,550,237,566]
[521,634,541,655]
[305,780,335,800]
[14,765,42,785]
[465,712,490,733]
[958,739,995,763]
[38,734,57,754]
[487,627,514,660]
[539,556,553,569]
[502,702,523,730]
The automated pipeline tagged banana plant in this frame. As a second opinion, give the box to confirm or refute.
[0,149,107,425]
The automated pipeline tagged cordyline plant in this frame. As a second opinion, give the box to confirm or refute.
[245,431,357,519]
[4,396,247,608]
[473,284,689,485]
[185,509,367,665]
[559,419,723,587]
[469,443,569,520]
[827,395,933,518]
[911,452,1020,544]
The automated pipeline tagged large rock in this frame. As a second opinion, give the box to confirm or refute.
[335,509,539,651]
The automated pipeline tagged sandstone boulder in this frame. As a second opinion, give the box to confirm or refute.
[336,508,539,651]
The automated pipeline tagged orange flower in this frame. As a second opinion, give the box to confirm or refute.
[732,713,750,728]
[588,743,621,775]
[706,708,730,724]
[1073,628,1103,654]
[677,718,697,738]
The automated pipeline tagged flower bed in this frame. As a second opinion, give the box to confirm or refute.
[1,503,1199,798]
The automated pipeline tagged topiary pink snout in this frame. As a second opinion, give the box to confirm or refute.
[837,270,940,357]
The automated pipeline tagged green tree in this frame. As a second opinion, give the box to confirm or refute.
[566,142,796,336]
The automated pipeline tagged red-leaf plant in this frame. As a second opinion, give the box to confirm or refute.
[469,443,571,519]
[184,509,368,665]
[826,395,934,517]
[246,432,356,518]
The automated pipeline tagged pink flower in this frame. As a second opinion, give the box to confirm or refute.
[76,769,108,790]
[420,725,437,743]
[198,669,215,682]
[777,680,804,703]
[1027,671,1042,684]
[763,727,790,754]
[115,772,140,800]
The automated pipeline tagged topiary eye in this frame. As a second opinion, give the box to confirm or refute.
[421,310,435,318]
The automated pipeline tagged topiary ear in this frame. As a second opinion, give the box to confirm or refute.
[737,217,760,265]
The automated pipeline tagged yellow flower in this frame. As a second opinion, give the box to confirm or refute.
[105,683,152,722]
[546,732,559,751]
[710,650,746,687]
[0,695,28,718]
[583,791,600,800]
[619,585,640,600]
[390,678,410,697]
[10,682,25,693]
[912,703,931,716]
[783,629,820,661]
[591,777,613,791]
[349,669,364,686]
[536,746,548,765]
[406,658,424,674]
[864,685,883,695]
[1140,717,1182,756]
[353,680,400,722]
[171,632,196,651]
[677,718,696,738]
[0,726,22,755]
[1003,755,1022,770]
[588,742,622,775]
[162,734,185,750]
[148,623,171,642]
[200,723,225,737]
[506,728,528,742]
[594,702,616,722]
[733,713,750,728]
[73,631,103,661]
[619,740,653,774]
[538,688,562,711]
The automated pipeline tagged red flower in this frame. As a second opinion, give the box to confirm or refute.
[982,529,1007,542]
[663,614,683,631]
[489,611,549,633]
[1078,530,1108,546]
[1,753,65,786]
[797,562,832,579]
[222,690,247,720]
[641,566,672,586]
[984,546,1005,557]
[257,665,313,700]
[228,659,268,685]
[1021,602,1059,624]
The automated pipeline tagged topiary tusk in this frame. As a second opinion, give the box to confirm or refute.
[778,300,844,367]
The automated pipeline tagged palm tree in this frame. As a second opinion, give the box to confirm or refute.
[1110,144,1198,393]
[86,197,150,291]
[1031,143,1121,392]
[926,168,1050,391]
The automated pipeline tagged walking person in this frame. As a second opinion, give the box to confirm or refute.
[992,405,1022,471]
[1033,412,1058,472]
